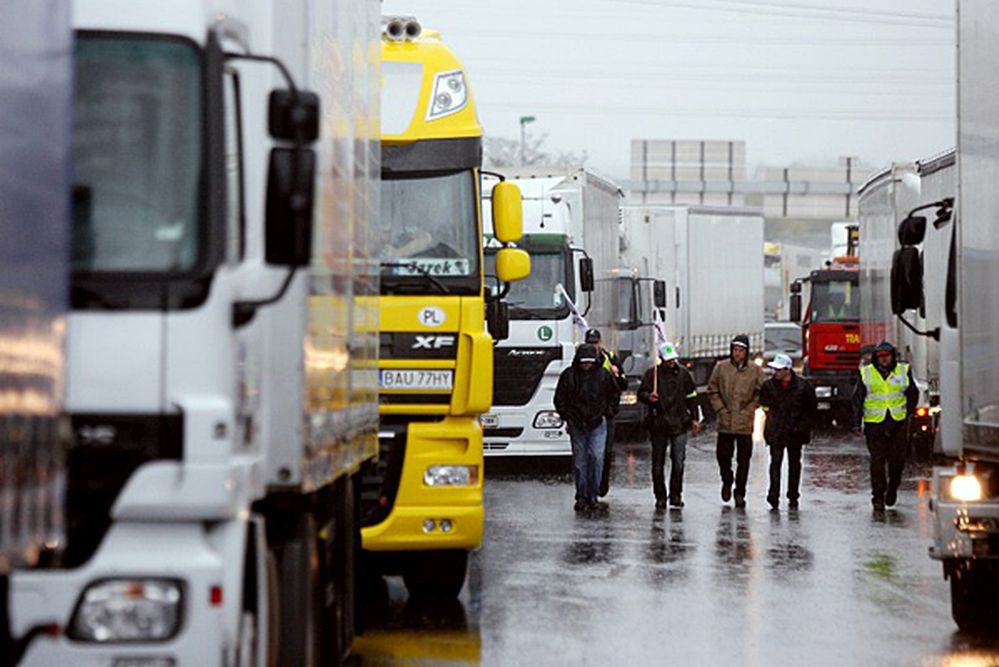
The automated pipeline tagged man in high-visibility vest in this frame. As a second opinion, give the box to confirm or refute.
[851,340,918,510]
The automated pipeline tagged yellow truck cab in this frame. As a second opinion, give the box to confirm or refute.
[362,15,528,596]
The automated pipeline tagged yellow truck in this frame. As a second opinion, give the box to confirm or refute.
[362,15,528,596]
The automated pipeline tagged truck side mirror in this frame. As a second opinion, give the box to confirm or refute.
[486,300,510,341]
[653,280,667,308]
[890,246,923,315]
[269,89,320,142]
[579,257,594,292]
[898,215,927,245]
[491,181,523,242]
[789,293,802,322]
[789,281,802,295]
[265,147,316,266]
[495,247,530,283]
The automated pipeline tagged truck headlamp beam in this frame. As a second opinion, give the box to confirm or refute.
[533,411,564,429]
[424,465,478,486]
[948,474,984,502]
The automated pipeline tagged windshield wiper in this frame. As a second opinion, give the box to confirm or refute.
[380,261,451,295]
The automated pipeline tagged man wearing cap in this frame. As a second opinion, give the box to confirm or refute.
[851,340,918,510]
[585,328,629,498]
[554,343,622,512]
[707,334,765,508]
[638,342,702,509]
[760,353,817,510]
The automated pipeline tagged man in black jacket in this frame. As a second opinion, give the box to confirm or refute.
[760,354,817,510]
[555,344,622,512]
[851,340,919,510]
[638,342,701,509]
[585,328,629,498]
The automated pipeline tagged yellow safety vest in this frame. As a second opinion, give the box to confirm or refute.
[861,362,909,424]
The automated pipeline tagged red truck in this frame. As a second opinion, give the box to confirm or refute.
[789,226,860,427]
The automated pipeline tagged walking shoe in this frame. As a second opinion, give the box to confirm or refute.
[788,500,799,510]
[721,481,732,502]
[591,500,609,513]
[872,499,886,511]
[669,497,684,509]
[767,496,779,511]
[574,499,588,512]
[655,498,668,511]
[734,496,746,509]
[885,488,898,507]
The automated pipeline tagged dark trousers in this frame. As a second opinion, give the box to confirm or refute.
[716,432,753,499]
[767,442,803,503]
[651,430,688,501]
[865,420,907,503]
[599,416,616,497]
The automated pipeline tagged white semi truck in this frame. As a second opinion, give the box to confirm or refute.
[0,1,72,662]
[619,206,765,398]
[889,0,999,631]
[10,1,381,664]
[481,168,619,456]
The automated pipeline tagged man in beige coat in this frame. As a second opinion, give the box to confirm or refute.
[707,334,765,508]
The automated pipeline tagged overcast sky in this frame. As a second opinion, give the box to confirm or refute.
[380,0,956,180]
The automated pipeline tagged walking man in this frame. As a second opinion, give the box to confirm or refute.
[638,342,701,510]
[852,340,918,510]
[707,334,765,508]
[555,343,622,512]
[760,353,817,510]
[584,328,628,497]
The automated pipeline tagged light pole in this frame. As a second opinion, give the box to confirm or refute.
[519,115,536,166]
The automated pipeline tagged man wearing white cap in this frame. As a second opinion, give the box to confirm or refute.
[638,342,702,509]
[760,353,817,510]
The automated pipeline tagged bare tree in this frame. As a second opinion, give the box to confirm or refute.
[484,133,588,168]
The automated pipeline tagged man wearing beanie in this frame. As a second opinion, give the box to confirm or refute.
[707,334,765,508]
[554,343,622,512]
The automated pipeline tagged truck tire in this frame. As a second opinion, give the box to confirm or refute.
[269,512,320,667]
[949,559,999,633]
[403,550,468,599]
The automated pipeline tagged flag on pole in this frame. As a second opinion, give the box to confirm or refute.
[555,283,589,339]
[653,306,668,347]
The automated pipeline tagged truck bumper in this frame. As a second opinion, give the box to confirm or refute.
[363,416,484,551]
[481,405,570,457]
[11,522,233,666]
[930,465,999,561]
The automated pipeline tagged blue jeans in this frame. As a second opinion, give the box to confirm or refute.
[568,419,607,503]
[651,430,687,501]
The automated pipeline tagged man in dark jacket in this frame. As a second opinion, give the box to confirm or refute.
[585,328,629,498]
[851,340,918,510]
[760,354,817,510]
[638,342,701,509]
[555,344,622,512]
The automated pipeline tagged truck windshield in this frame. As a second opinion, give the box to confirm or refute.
[72,36,202,273]
[379,170,479,294]
[484,249,569,319]
[811,279,859,322]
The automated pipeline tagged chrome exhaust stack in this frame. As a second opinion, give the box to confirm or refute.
[382,15,421,41]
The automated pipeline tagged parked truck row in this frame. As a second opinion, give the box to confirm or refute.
[1,4,530,665]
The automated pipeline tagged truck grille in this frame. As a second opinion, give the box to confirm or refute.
[493,347,561,406]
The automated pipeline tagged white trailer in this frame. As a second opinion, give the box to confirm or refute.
[10,1,381,664]
[890,0,999,632]
[0,0,72,660]
[481,168,620,456]
[622,206,765,390]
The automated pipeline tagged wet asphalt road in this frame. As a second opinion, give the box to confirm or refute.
[350,424,999,666]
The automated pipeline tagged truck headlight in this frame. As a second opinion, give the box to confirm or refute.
[70,579,183,642]
[426,70,468,120]
[533,411,564,429]
[620,391,638,406]
[948,474,984,502]
[815,386,833,398]
[424,465,478,486]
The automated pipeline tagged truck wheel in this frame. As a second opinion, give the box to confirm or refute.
[949,560,999,633]
[269,512,320,667]
[403,550,468,599]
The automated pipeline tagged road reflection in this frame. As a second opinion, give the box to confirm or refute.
[349,577,481,666]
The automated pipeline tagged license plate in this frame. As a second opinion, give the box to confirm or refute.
[817,401,831,410]
[480,414,499,428]
[379,369,453,390]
